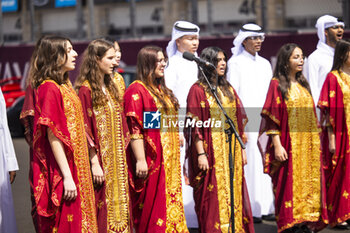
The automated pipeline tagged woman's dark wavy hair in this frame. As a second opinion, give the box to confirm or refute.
[198,46,235,102]
[136,46,179,111]
[273,43,311,100]
[331,38,350,72]
[75,39,122,106]
[31,35,72,88]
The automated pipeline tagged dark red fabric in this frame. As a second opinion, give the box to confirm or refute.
[318,71,350,226]
[184,83,254,233]
[20,85,40,231]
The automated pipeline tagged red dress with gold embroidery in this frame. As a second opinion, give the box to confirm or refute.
[185,82,254,233]
[318,70,350,226]
[259,78,328,232]
[32,80,98,233]
[124,80,188,233]
[78,73,132,233]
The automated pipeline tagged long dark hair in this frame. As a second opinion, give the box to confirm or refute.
[31,35,72,88]
[136,46,179,111]
[198,46,235,102]
[75,39,122,106]
[273,43,311,100]
[332,39,350,72]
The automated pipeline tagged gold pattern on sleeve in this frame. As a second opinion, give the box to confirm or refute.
[200,101,206,108]
[276,96,281,104]
[131,134,144,139]
[207,184,214,192]
[67,214,73,222]
[139,203,144,209]
[285,201,292,208]
[266,130,281,135]
[329,90,335,98]
[60,82,98,233]
[215,222,220,230]
[343,191,349,199]
[132,94,140,101]
[97,200,104,209]
[156,218,164,226]
[87,108,93,117]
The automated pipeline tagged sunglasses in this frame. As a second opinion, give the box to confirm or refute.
[246,35,265,42]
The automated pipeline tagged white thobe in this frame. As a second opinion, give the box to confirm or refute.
[227,50,275,217]
[305,41,334,106]
[0,90,19,233]
[164,50,198,227]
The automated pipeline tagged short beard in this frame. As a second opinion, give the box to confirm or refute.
[326,30,338,47]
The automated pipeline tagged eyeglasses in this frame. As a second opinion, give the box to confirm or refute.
[330,25,344,30]
[246,35,265,42]
[157,58,168,65]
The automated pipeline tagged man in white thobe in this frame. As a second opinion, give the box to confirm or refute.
[0,89,19,233]
[227,23,275,223]
[164,20,200,228]
[305,15,344,106]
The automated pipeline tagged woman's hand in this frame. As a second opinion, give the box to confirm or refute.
[63,176,77,201]
[91,162,105,185]
[136,160,148,178]
[328,131,335,154]
[242,149,247,165]
[274,145,288,162]
[179,134,185,148]
[9,171,16,184]
[198,155,209,171]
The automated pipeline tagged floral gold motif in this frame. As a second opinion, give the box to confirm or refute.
[132,94,140,101]
[285,201,292,208]
[67,214,73,222]
[276,96,281,104]
[156,218,164,226]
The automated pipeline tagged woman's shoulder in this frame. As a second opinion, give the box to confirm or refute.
[37,79,61,93]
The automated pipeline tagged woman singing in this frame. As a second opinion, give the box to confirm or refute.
[31,35,98,233]
[124,46,188,233]
[75,39,132,233]
[259,43,328,232]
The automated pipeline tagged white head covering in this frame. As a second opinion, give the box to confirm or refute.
[231,23,265,57]
[166,21,200,58]
[315,15,345,43]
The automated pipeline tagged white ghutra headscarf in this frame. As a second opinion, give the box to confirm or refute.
[231,23,264,57]
[166,21,200,58]
[315,15,345,44]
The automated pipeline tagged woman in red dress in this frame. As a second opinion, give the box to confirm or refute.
[259,43,328,232]
[31,35,98,233]
[318,39,350,228]
[75,39,132,233]
[185,46,254,233]
[124,46,188,233]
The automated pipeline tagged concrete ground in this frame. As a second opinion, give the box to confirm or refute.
[10,138,349,233]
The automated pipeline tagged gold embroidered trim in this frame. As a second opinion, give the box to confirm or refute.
[92,86,131,232]
[285,82,321,226]
[206,86,244,232]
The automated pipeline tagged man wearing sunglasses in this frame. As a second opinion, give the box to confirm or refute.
[227,23,275,224]
[305,15,345,106]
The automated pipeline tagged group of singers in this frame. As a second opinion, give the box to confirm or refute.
[5,13,347,233]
